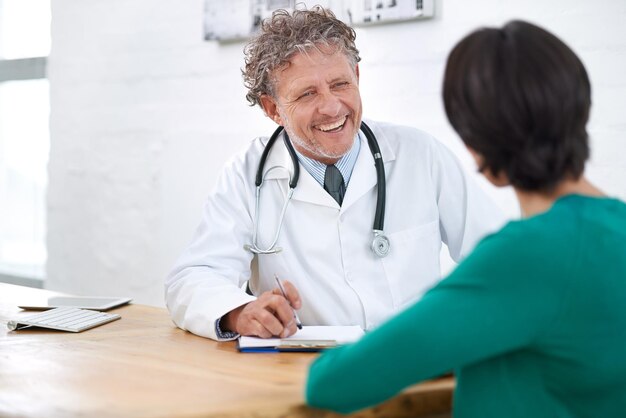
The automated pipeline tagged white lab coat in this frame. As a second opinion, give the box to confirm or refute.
[166,120,505,340]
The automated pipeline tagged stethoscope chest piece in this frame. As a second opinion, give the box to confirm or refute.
[371,230,390,258]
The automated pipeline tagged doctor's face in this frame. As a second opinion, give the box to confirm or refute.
[260,47,363,165]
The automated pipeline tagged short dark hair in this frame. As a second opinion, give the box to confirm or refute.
[443,20,591,191]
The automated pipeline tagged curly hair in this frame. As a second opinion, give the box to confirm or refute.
[443,20,591,192]
[242,6,360,107]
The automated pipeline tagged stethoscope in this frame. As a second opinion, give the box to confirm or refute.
[244,121,390,257]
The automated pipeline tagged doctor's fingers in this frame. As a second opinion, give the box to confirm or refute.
[255,293,298,337]
[267,298,298,338]
[250,305,288,337]
[250,317,295,339]
[236,304,282,338]
[271,280,302,310]
[246,318,274,339]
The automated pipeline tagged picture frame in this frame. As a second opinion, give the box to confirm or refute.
[204,0,435,42]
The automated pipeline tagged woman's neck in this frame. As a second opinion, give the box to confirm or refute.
[515,176,605,218]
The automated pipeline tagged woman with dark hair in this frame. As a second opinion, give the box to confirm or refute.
[306,20,626,417]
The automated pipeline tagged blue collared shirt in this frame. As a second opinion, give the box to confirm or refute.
[293,132,361,188]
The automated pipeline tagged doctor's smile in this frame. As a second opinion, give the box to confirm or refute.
[314,115,348,133]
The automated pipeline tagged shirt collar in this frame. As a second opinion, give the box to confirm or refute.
[293,132,362,188]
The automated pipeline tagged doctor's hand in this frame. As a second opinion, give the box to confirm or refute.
[223,280,302,339]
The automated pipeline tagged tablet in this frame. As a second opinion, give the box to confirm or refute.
[18,296,132,311]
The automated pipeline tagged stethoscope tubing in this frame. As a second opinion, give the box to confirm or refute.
[360,121,386,232]
[247,121,388,257]
[255,127,299,189]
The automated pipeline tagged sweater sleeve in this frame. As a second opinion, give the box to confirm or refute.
[306,223,568,414]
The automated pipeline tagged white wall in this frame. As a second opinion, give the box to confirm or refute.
[47,0,626,305]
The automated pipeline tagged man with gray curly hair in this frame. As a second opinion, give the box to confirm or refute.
[245,7,363,165]
[166,7,504,341]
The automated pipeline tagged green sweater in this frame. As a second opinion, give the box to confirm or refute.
[306,195,626,417]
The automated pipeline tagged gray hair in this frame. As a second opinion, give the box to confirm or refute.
[242,6,361,107]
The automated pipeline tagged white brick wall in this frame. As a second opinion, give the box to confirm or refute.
[47,0,626,304]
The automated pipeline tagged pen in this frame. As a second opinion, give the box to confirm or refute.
[274,274,303,330]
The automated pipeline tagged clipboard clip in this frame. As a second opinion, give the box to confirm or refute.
[277,339,337,352]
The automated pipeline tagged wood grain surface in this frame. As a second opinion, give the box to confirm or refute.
[0,283,453,418]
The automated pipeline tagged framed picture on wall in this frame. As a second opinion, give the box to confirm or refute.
[203,0,435,42]
[347,0,434,26]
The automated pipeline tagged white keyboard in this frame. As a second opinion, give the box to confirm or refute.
[7,307,121,333]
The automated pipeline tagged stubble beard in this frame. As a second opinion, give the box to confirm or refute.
[279,111,354,163]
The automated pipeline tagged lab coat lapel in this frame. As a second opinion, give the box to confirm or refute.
[341,123,395,212]
[261,131,293,183]
[293,167,338,207]
[262,131,335,207]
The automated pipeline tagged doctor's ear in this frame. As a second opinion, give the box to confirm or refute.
[260,95,283,125]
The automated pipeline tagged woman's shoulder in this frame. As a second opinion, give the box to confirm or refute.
[463,194,626,275]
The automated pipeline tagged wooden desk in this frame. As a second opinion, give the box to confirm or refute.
[0,283,453,418]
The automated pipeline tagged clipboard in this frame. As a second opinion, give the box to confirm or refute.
[237,325,364,353]
[277,339,338,352]
[238,338,338,353]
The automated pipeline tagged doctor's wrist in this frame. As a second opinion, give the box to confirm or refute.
[222,305,245,333]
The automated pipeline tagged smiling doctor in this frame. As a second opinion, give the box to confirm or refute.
[165,7,505,341]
